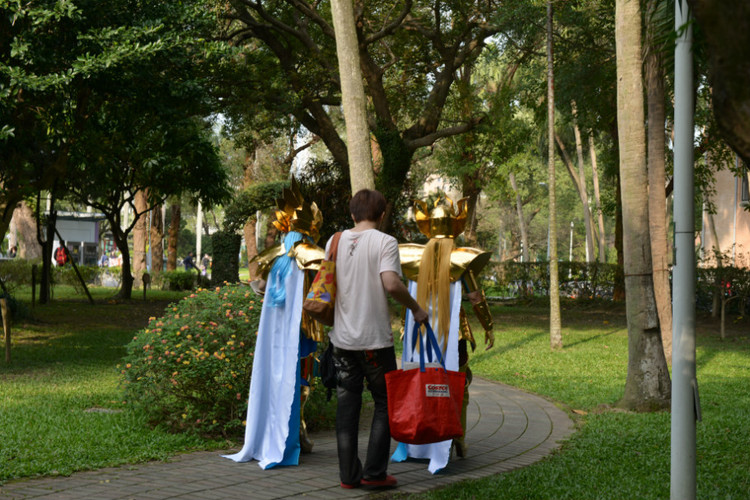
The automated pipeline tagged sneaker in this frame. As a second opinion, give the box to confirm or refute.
[361,475,398,488]
[340,481,360,489]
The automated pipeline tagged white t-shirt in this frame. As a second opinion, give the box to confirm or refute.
[326,228,402,350]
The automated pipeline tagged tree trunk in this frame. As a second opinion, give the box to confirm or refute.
[374,129,414,233]
[8,208,17,252]
[264,221,279,249]
[13,202,43,259]
[646,0,672,361]
[111,217,134,300]
[614,171,626,301]
[38,203,56,304]
[509,173,529,262]
[589,135,608,263]
[706,210,723,317]
[547,1,562,349]
[241,150,260,278]
[615,0,670,410]
[571,102,596,262]
[150,204,164,273]
[0,191,23,255]
[132,190,148,287]
[462,173,481,247]
[167,202,180,271]
[555,132,596,262]
[330,0,374,194]
[244,216,259,280]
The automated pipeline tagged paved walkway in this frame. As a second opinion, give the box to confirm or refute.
[0,378,574,499]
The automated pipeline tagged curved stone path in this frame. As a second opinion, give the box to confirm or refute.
[0,378,574,499]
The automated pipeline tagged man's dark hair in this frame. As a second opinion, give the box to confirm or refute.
[350,189,387,223]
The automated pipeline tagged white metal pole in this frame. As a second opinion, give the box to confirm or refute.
[569,221,574,261]
[569,221,574,279]
[671,2,696,499]
[196,201,203,260]
[733,155,739,265]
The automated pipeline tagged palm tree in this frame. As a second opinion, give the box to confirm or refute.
[615,0,670,410]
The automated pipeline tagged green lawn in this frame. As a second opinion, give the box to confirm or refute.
[2,288,749,499]
[409,300,750,500]
[0,286,229,484]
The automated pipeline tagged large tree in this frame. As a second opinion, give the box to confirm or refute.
[547,0,562,350]
[69,113,229,298]
[219,0,537,230]
[1,0,195,245]
[688,0,750,165]
[330,0,374,192]
[1,0,232,263]
[645,0,672,360]
[614,0,670,410]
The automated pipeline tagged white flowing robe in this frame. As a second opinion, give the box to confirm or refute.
[223,265,304,469]
[391,280,461,474]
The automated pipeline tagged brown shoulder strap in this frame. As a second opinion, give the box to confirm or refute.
[328,232,343,261]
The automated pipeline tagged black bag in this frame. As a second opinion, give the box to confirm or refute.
[320,342,337,400]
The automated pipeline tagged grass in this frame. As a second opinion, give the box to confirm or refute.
[2,288,749,498]
[0,285,229,484]
[407,299,750,500]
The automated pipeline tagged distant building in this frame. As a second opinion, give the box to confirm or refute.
[700,156,750,267]
[52,211,107,266]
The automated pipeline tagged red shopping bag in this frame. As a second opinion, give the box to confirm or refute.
[386,323,466,445]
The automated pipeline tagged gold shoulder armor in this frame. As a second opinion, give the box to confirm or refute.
[251,244,286,280]
[450,247,492,282]
[399,243,425,281]
[290,241,325,271]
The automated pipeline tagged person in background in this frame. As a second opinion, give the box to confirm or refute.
[328,189,428,490]
[54,243,68,267]
[183,252,197,272]
[201,253,210,276]
[8,245,17,258]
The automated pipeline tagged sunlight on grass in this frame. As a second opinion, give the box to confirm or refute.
[0,288,229,484]
[408,301,750,500]
[2,293,748,497]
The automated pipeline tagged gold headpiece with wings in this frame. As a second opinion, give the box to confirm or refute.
[272,177,323,242]
[414,196,468,239]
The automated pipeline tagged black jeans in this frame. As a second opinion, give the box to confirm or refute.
[332,345,397,485]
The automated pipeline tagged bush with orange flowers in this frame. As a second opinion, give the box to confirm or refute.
[121,284,262,436]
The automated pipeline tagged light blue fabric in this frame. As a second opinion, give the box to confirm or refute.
[223,263,305,469]
[391,280,461,474]
[267,232,304,307]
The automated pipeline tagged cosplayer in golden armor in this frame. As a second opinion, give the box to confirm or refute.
[224,178,326,468]
[392,196,494,473]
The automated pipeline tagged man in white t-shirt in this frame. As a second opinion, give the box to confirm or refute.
[327,189,428,490]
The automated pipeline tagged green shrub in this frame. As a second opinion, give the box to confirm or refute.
[0,259,38,293]
[211,231,241,285]
[161,270,196,291]
[121,283,338,438]
[485,261,619,299]
[53,265,101,295]
[121,284,262,436]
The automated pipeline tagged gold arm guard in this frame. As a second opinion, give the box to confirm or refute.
[459,307,477,351]
[464,269,494,334]
[301,269,325,341]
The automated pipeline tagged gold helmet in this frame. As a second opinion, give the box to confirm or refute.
[414,196,468,239]
[272,177,323,242]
